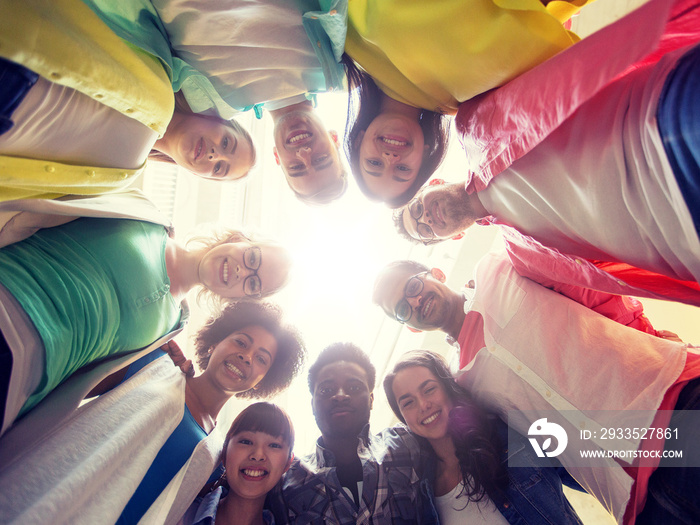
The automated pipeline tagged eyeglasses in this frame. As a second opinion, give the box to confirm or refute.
[407,198,435,242]
[395,273,426,323]
[243,246,262,297]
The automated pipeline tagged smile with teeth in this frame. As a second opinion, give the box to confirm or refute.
[224,361,244,379]
[222,259,229,285]
[420,295,434,320]
[430,200,445,227]
[288,132,311,144]
[380,136,408,147]
[241,468,268,478]
[195,138,204,161]
[421,411,440,425]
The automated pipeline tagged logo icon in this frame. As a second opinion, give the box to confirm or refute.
[528,418,568,458]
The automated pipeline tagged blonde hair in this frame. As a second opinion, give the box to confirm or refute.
[185,226,291,311]
[149,93,256,180]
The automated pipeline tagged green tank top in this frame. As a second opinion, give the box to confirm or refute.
[0,218,181,414]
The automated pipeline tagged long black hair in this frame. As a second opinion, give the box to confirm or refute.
[342,54,450,208]
[383,350,507,502]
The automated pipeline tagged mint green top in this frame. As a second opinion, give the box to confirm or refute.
[80,0,346,119]
[0,218,181,415]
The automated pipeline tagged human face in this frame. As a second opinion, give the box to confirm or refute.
[401,182,479,242]
[374,267,459,332]
[198,241,289,299]
[167,114,254,181]
[273,110,343,197]
[391,366,454,445]
[204,325,278,394]
[224,430,292,502]
[311,361,373,440]
[358,113,426,201]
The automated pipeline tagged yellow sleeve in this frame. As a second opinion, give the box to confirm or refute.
[0,155,143,202]
[0,0,173,135]
[545,0,597,24]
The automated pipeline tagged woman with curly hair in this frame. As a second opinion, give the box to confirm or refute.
[113,301,306,525]
[383,350,581,525]
[342,0,593,206]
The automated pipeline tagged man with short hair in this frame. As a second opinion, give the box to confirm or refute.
[270,102,347,204]
[373,257,660,353]
[393,178,700,307]
[82,0,348,204]
[373,252,700,523]
[268,342,437,524]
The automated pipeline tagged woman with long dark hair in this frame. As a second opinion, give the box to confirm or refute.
[179,402,295,525]
[384,350,581,525]
[343,57,450,208]
[342,0,592,206]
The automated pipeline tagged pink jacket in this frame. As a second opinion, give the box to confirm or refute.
[457,0,700,306]
[499,225,700,308]
[456,0,698,191]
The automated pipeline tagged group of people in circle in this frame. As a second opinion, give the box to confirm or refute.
[1,0,699,524]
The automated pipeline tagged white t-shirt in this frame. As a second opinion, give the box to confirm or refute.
[478,46,700,284]
[0,77,157,169]
[434,482,509,525]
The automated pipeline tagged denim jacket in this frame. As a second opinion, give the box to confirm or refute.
[421,419,582,525]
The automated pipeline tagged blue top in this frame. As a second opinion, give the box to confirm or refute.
[421,418,583,525]
[116,350,222,525]
[180,487,276,525]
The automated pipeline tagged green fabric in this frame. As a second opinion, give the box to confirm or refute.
[0,218,180,415]
[80,0,234,116]
[82,0,347,119]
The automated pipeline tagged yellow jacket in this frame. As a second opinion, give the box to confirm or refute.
[0,0,173,201]
[345,0,592,114]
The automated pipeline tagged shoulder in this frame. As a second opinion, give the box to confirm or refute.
[269,457,334,524]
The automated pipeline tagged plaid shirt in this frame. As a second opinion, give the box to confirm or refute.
[267,425,438,525]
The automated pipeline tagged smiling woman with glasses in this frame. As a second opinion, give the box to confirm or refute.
[0,218,294,436]
[186,228,292,311]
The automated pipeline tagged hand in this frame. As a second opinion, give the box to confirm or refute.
[161,340,195,377]
[657,329,684,343]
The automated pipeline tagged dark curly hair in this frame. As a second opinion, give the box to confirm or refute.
[383,350,507,503]
[342,54,450,208]
[194,301,305,400]
[307,342,376,394]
